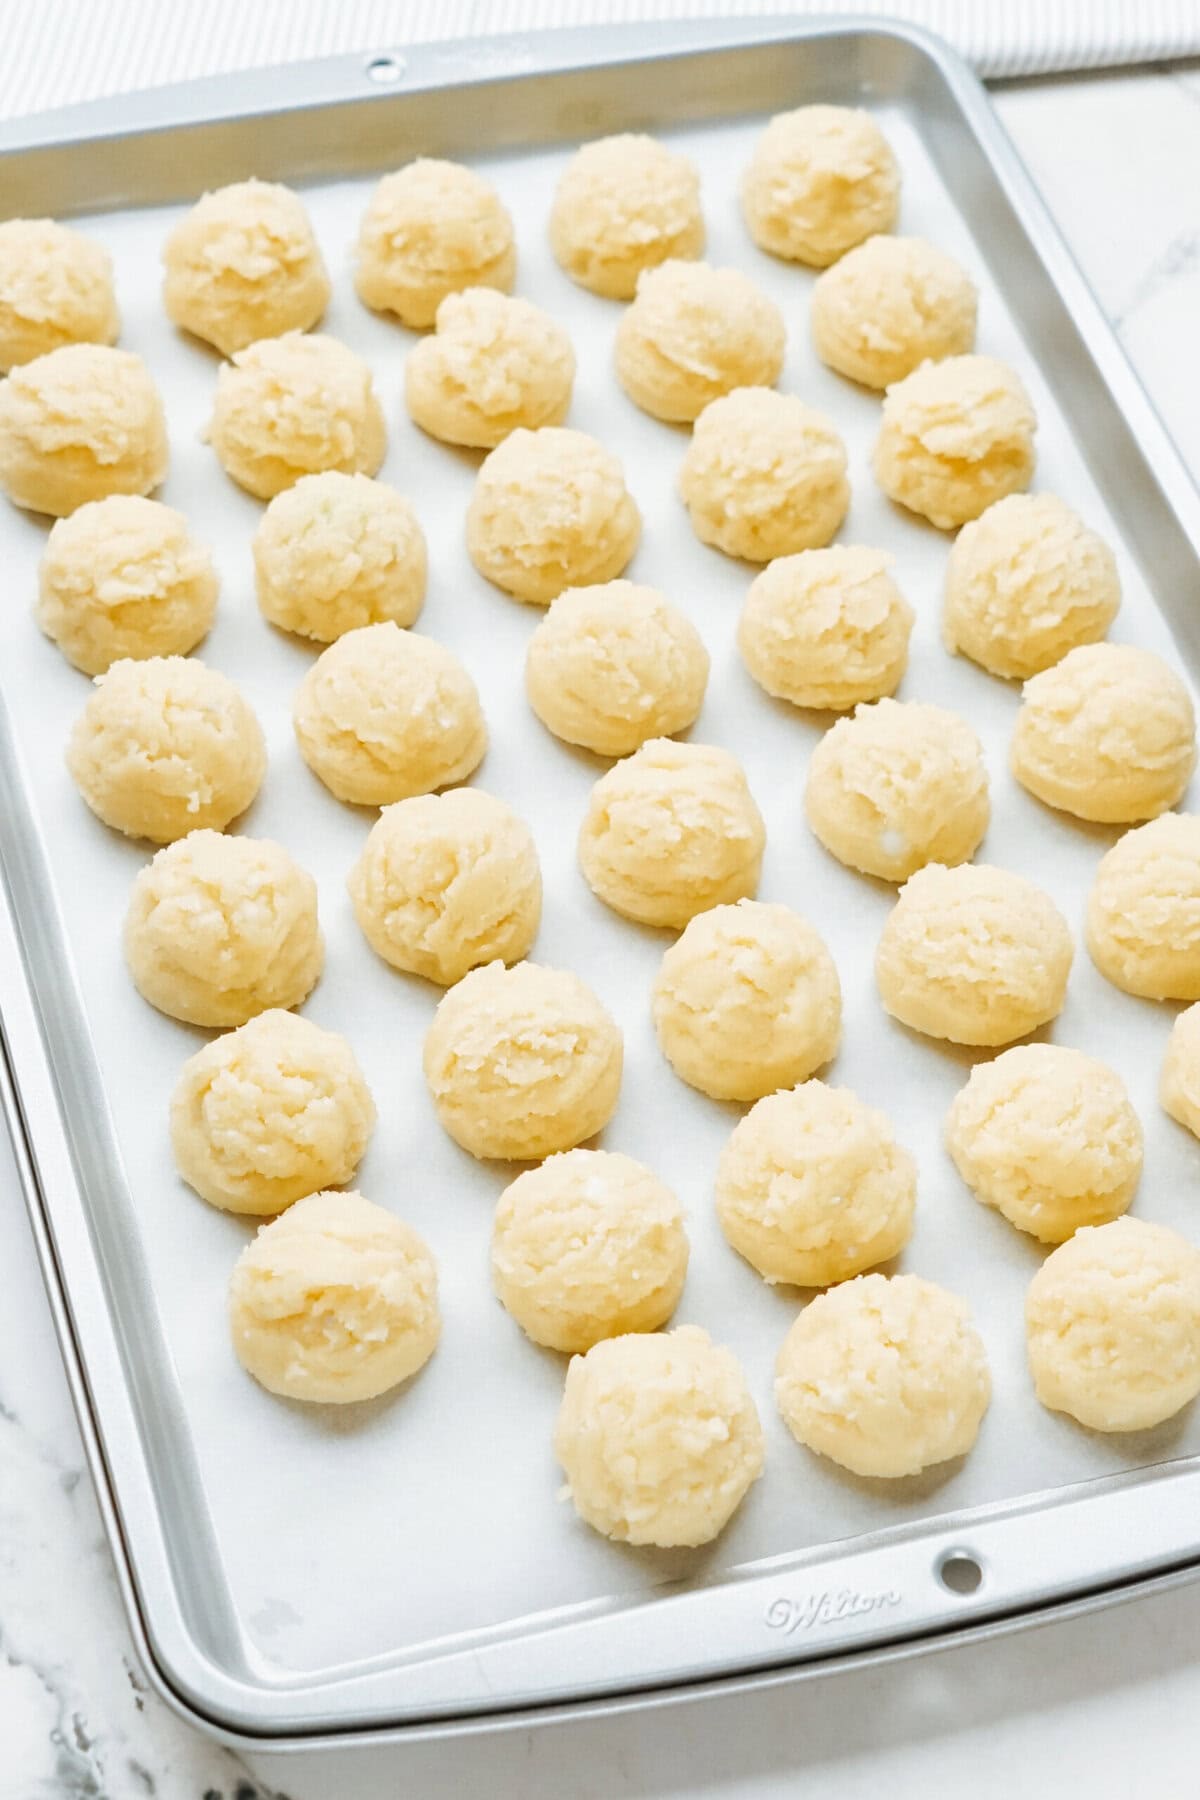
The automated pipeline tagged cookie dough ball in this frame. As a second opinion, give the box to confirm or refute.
[355,159,515,328]
[36,495,218,675]
[615,260,785,423]
[947,1045,1142,1243]
[405,288,574,448]
[579,738,765,929]
[1012,644,1195,824]
[66,656,265,844]
[492,1149,688,1352]
[229,1190,439,1404]
[0,218,119,371]
[0,344,167,517]
[424,960,622,1161]
[1026,1218,1200,1432]
[679,388,849,562]
[349,788,541,985]
[171,1010,376,1215]
[874,355,1036,530]
[1162,1003,1200,1138]
[209,332,385,500]
[876,862,1073,1045]
[1087,813,1200,1000]
[653,901,841,1102]
[776,1274,990,1477]
[124,830,323,1027]
[293,622,486,808]
[738,546,913,712]
[550,134,705,300]
[743,105,899,267]
[716,1081,915,1287]
[162,180,330,357]
[805,698,990,882]
[525,580,708,756]
[253,472,425,643]
[811,235,976,389]
[554,1326,763,1547]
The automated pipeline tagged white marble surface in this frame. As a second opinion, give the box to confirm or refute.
[4,60,1200,1800]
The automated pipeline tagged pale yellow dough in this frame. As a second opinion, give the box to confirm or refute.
[805,698,989,882]
[524,580,708,756]
[0,218,119,371]
[229,1190,439,1404]
[209,332,385,500]
[348,788,541,985]
[124,829,323,1027]
[679,387,849,562]
[66,656,265,844]
[946,1044,1142,1243]
[742,105,900,268]
[943,493,1121,679]
[810,235,976,389]
[1012,643,1195,824]
[716,1080,915,1288]
[614,260,786,423]
[1026,1217,1200,1432]
[253,472,426,642]
[579,738,765,929]
[492,1149,689,1353]
[0,343,167,516]
[554,1325,764,1547]
[423,960,622,1161]
[293,622,486,808]
[653,901,841,1102]
[738,546,913,712]
[467,426,640,605]
[873,354,1036,530]
[37,495,218,675]
[1087,813,1200,1000]
[170,1009,376,1215]
[355,159,515,328]
[1162,1003,1200,1139]
[405,288,575,448]
[162,180,330,356]
[876,862,1073,1045]
[550,134,705,300]
[776,1273,990,1477]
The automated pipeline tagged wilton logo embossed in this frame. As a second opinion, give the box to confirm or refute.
[765,1590,902,1634]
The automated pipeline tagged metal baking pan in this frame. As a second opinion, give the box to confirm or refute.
[5,14,1200,1751]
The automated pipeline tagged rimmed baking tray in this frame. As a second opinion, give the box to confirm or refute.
[4,14,1200,1750]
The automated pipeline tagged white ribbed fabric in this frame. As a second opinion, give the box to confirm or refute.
[1,0,1198,118]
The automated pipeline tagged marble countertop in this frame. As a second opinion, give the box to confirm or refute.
[4,60,1200,1800]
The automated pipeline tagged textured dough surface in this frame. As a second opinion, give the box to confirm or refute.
[1087,813,1200,1000]
[0,218,119,371]
[947,1044,1142,1243]
[66,655,265,844]
[873,354,1036,530]
[554,1325,764,1546]
[679,387,849,562]
[124,829,323,1027]
[1162,1002,1200,1140]
[525,580,708,756]
[579,737,765,928]
[171,1009,376,1215]
[550,134,705,299]
[653,900,841,1102]
[405,287,575,447]
[423,959,623,1160]
[253,471,426,641]
[615,260,786,423]
[162,179,330,356]
[738,546,913,711]
[349,788,541,986]
[36,494,217,675]
[355,159,515,327]
[209,332,385,499]
[776,1273,991,1477]
[492,1149,689,1352]
[293,621,486,807]
[229,1189,439,1403]
[467,426,640,605]
[876,862,1073,1045]
[0,343,167,516]
[810,234,976,388]
[716,1080,915,1287]
[1026,1218,1200,1432]
[742,105,900,267]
